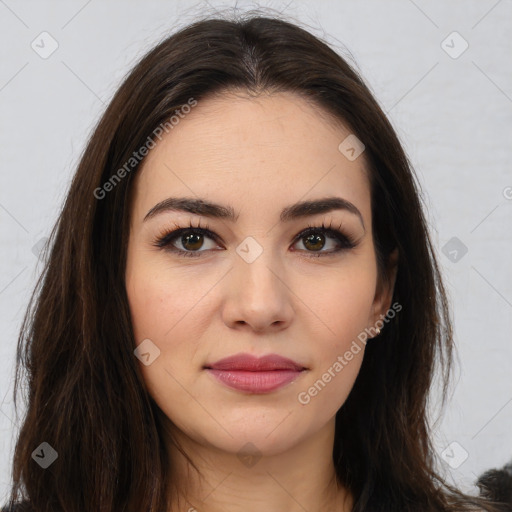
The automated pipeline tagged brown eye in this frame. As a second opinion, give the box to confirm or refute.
[180,232,205,251]
[153,226,220,258]
[292,225,358,257]
[302,233,326,252]
[153,223,357,259]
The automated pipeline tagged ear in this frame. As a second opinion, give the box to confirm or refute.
[369,247,399,336]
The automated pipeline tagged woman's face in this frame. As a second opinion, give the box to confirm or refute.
[125,91,394,457]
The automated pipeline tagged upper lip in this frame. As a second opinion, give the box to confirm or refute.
[204,353,305,371]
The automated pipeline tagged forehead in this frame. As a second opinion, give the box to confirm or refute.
[131,91,371,225]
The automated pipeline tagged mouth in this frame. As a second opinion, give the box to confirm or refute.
[203,353,307,393]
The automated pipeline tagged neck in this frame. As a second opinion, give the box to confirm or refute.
[161,416,353,512]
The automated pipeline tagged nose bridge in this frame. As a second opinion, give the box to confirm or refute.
[234,235,285,296]
[223,235,293,330]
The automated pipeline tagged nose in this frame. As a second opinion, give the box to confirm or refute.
[221,251,294,333]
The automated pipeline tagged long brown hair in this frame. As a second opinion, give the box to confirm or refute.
[4,10,504,512]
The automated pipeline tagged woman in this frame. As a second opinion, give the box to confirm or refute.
[2,12,506,512]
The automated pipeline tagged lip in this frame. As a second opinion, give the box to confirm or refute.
[206,353,305,372]
[204,353,307,393]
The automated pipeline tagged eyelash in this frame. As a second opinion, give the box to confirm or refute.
[151,220,358,259]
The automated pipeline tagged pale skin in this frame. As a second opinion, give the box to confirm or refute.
[125,90,398,512]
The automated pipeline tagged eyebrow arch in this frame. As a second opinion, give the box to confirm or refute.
[143,196,365,230]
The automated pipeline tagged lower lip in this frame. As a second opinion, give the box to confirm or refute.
[206,369,304,393]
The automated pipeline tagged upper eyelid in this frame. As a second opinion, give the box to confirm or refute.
[163,223,351,238]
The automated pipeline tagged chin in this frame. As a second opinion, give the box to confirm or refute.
[194,420,306,458]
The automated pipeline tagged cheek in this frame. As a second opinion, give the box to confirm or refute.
[293,260,376,411]
[302,258,377,346]
[126,264,208,432]
[297,350,364,421]
[126,254,217,344]
[125,255,219,406]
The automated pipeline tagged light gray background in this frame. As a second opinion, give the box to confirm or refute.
[1,0,511,502]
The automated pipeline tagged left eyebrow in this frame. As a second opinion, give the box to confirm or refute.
[143,196,365,231]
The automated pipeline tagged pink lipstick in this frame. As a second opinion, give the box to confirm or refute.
[204,353,306,393]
